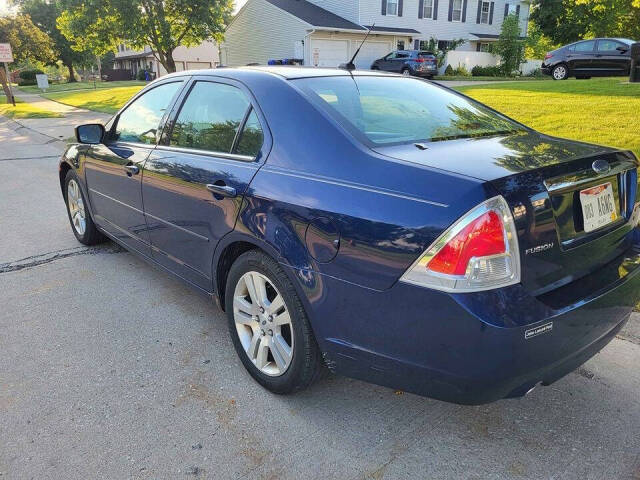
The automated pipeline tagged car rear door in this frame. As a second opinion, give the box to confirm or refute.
[83,80,186,256]
[566,40,596,74]
[141,77,270,291]
[594,39,631,76]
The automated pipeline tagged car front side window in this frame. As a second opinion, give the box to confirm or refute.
[170,81,256,155]
[114,82,183,145]
[597,40,622,52]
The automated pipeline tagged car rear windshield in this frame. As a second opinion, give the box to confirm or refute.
[294,76,522,146]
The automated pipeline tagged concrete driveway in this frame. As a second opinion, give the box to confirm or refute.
[1,114,639,479]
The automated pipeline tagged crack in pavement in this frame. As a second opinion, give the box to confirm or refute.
[0,244,125,273]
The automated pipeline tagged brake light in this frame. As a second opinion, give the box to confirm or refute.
[415,58,425,63]
[544,53,553,60]
[428,211,506,275]
[400,196,521,292]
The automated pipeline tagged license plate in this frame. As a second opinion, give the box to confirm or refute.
[580,182,617,233]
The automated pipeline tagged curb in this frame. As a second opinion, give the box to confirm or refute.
[0,113,68,150]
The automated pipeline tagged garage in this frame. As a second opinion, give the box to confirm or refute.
[354,41,393,70]
[186,61,212,70]
[310,39,349,67]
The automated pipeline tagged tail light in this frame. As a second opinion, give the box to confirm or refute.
[400,196,521,292]
[415,58,425,63]
[544,53,553,60]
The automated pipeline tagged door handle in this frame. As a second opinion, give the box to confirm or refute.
[124,164,139,175]
[206,183,237,198]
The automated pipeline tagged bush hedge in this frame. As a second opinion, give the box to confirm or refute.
[471,65,502,77]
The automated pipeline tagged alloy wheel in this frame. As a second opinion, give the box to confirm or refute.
[233,271,294,376]
[402,69,411,77]
[67,179,86,235]
[553,65,567,80]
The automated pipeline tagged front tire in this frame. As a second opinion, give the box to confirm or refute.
[225,250,324,394]
[64,170,106,245]
[552,64,569,80]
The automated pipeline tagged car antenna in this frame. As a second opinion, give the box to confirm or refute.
[341,23,375,71]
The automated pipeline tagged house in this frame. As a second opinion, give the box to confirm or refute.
[113,41,220,78]
[221,0,530,69]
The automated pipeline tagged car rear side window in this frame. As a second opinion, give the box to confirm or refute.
[170,81,251,154]
[115,82,183,144]
[573,40,595,52]
[234,109,264,157]
[295,76,521,146]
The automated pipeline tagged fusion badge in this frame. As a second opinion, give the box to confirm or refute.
[525,322,553,340]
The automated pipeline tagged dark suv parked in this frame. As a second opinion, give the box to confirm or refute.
[371,50,438,78]
[542,38,635,80]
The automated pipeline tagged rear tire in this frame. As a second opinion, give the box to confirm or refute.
[552,64,569,80]
[401,68,411,77]
[64,169,106,246]
[225,250,324,394]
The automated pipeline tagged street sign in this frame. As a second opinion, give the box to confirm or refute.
[0,43,13,63]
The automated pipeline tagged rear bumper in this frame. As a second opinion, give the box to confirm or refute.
[303,248,640,404]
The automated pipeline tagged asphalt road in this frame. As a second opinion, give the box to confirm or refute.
[1,116,639,479]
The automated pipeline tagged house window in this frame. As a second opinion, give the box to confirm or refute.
[423,0,434,18]
[397,40,405,50]
[438,40,452,50]
[480,1,490,23]
[479,42,490,52]
[386,0,398,15]
[452,0,463,21]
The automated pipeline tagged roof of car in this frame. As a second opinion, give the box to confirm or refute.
[161,66,399,80]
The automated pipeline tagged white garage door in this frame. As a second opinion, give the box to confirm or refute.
[186,61,211,70]
[310,39,349,67]
[355,41,393,70]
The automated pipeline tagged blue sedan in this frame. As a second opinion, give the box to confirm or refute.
[60,67,640,404]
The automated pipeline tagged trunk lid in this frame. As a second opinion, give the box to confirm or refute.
[374,132,640,296]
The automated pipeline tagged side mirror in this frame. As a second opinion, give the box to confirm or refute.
[616,45,629,53]
[75,123,105,144]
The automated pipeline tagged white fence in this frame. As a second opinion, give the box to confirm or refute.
[442,51,542,75]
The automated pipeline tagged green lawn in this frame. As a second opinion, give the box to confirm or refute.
[455,77,640,158]
[18,80,147,94]
[43,86,145,114]
[0,97,62,118]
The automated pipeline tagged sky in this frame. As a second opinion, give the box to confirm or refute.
[234,0,247,13]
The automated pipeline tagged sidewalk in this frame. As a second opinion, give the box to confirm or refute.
[8,89,111,141]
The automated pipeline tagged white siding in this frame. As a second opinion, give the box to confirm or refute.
[306,0,360,23]
[222,0,311,66]
[359,0,530,45]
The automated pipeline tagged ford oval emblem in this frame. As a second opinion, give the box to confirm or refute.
[592,159,611,174]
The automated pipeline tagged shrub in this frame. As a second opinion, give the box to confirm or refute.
[524,67,545,77]
[444,64,454,76]
[18,69,44,83]
[136,69,147,81]
[452,64,471,76]
[471,65,502,77]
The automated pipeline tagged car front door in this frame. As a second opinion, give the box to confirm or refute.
[83,80,186,256]
[141,78,269,291]
[391,52,410,72]
[567,40,596,75]
[594,39,630,76]
[378,52,396,71]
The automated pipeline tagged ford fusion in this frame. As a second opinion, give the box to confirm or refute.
[59,67,640,404]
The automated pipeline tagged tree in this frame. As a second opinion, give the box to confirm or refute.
[422,37,466,68]
[494,14,525,75]
[525,21,558,59]
[531,0,640,44]
[58,0,233,74]
[0,14,56,103]
[17,0,93,82]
